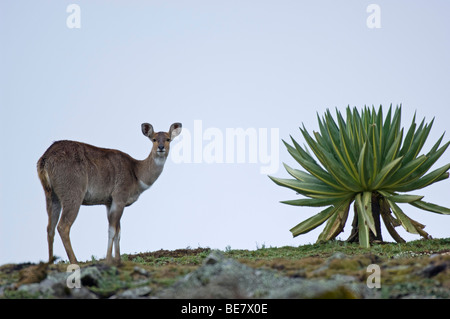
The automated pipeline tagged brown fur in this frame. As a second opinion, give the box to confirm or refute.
[37,123,182,265]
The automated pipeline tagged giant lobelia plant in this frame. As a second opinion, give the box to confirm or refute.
[269,105,450,247]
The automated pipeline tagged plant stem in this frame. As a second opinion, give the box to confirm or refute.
[346,192,383,244]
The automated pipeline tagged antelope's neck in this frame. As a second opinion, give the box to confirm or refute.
[136,153,167,189]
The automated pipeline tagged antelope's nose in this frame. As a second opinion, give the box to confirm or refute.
[158,145,165,151]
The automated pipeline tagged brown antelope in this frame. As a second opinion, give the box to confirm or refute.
[37,122,182,265]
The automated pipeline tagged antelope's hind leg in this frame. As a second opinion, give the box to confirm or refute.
[46,192,62,263]
[57,192,84,265]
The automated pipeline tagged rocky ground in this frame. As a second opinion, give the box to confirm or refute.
[1,239,449,299]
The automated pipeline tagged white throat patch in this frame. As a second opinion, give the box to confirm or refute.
[154,156,167,167]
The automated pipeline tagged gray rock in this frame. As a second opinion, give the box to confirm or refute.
[156,251,375,299]
[132,266,150,278]
[330,274,359,283]
[420,262,447,278]
[17,283,41,295]
[16,270,98,299]
[312,251,349,275]
[328,252,347,261]
[69,286,98,299]
[38,273,68,296]
[80,266,103,287]
[203,250,224,265]
[110,286,152,299]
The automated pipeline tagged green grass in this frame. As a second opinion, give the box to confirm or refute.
[223,238,450,261]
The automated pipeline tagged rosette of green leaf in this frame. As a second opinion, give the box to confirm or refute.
[269,105,450,247]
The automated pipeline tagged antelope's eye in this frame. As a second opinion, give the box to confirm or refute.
[167,138,171,142]
[152,138,157,142]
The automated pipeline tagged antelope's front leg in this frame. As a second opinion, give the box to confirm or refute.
[106,201,124,265]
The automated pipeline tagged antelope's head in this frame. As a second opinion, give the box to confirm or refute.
[141,122,182,158]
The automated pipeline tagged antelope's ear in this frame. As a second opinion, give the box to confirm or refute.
[141,123,154,137]
[169,123,182,139]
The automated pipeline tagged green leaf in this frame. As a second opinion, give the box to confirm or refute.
[268,176,347,197]
[403,119,433,163]
[281,197,340,207]
[387,200,418,234]
[337,112,359,179]
[304,147,359,192]
[283,163,320,183]
[382,107,402,164]
[384,194,424,203]
[383,155,427,188]
[407,141,450,181]
[370,157,403,189]
[290,206,335,237]
[322,110,359,182]
[395,163,450,192]
[382,128,403,167]
[399,113,417,157]
[317,198,352,241]
[370,122,381,178]
[410,200,450,215]
[285,138,345,191]
[355,192,377,235]
[357,142,369,189]
[350,107,364,150]
[356,203,370,248]
[380,105,392,156]
[303,129,361,191]
[317,212,339,242]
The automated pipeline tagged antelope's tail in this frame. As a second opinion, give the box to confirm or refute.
[37,156,52,193]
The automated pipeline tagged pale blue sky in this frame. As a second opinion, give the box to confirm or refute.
[1,1,449,264]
